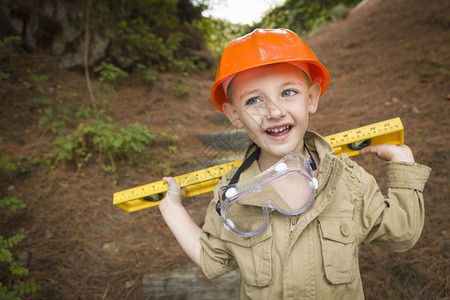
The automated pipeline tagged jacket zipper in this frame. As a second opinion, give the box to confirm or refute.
[289,215,299,236]
[315,162,334,196]
[289,162,334,237]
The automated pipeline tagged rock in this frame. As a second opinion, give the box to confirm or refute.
[45,229,54,239]
[102,242,120,256]
[125,280,135,289]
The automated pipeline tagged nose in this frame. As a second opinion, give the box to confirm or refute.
[265,99,285,119]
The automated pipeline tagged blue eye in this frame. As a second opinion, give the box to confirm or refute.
[246,97,261,105]
[282,90,297,97]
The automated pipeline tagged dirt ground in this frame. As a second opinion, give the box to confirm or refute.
[0,0,449,298]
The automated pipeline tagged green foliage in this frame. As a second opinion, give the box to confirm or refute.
[0,198,39,299]
[174,56,208,72]
[24,72,162,182]
[87,0,207,72]
[160,131,179,143]
[0,197,26,213]
[38,107,69,135]
[76,105,95,119]
[1,235,25,253]
[174,77,190,97]
[161,161,175,176]
[0,71,11,80]
[421,58,445,77]
[94,61,129,82]
[194,17,249,58]
[174,75,197,97]
[168,145,178,155]
[24,97,54,107]
[0,36,22,81]
[115,19,179,71]
[34,86,110,135]
[259,0,361,36]
[52,120,156,181]
[143,68,159,84]
[0,155,17,172]
[28,74,49,94]
[0,281,39,299]
[0,36,22,54]
[28,74,49,82]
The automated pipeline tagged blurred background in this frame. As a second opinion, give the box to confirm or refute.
[0,0,448,298]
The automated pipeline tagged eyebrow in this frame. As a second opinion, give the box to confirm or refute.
[281,80,308,87]
[235,79,309,101]
[237,89,263,102]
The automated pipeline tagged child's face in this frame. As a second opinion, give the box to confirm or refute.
[223,63,320,160]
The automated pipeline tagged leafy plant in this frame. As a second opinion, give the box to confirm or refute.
[174,75,197,97]
[0,198,39,299]
[0,71,10,80]
[52,120,156,182]
[0,155,17,172]
[0,197,26,212]
[28,74,49,94]
[24,97,54,107]
[168,145,178,155]
[174,56,207,72]
[94,61,129,82]
[34,86,111,135]
[160,131,179,143]
[143,69,159,83]
[28,74,49,82]
[38,107,70,135]
[0,36,22,54]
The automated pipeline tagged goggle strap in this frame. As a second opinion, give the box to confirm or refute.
[229,147,261,185]
[216,147,261,215]
[304,143,317,171]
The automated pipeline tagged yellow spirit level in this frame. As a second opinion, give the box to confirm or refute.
[114,117,404,212]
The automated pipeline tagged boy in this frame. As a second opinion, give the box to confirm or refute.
[158,29,431,299]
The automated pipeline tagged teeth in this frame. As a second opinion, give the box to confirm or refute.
[267,125,290,133]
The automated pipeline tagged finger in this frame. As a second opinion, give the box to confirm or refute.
[162,177,185,204]
[179,185,187,198]
[359,145,379,155]
[163,177,180,193]
[360,144,392,161]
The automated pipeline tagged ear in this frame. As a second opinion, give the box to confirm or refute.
[222,102,244,129]
[308,82,321,114]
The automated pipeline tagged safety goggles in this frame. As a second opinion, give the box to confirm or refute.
[216,151,318,237]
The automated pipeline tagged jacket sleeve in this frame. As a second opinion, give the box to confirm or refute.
[359,161,431,252]
[199,176,238,279]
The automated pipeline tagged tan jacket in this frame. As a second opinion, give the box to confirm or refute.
[200,130,431,299]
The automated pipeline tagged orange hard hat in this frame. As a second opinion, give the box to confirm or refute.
[210,28,330,112]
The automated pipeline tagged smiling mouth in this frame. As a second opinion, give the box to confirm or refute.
[265,125,292,136]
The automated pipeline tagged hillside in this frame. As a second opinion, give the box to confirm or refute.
[0,0,449,298]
